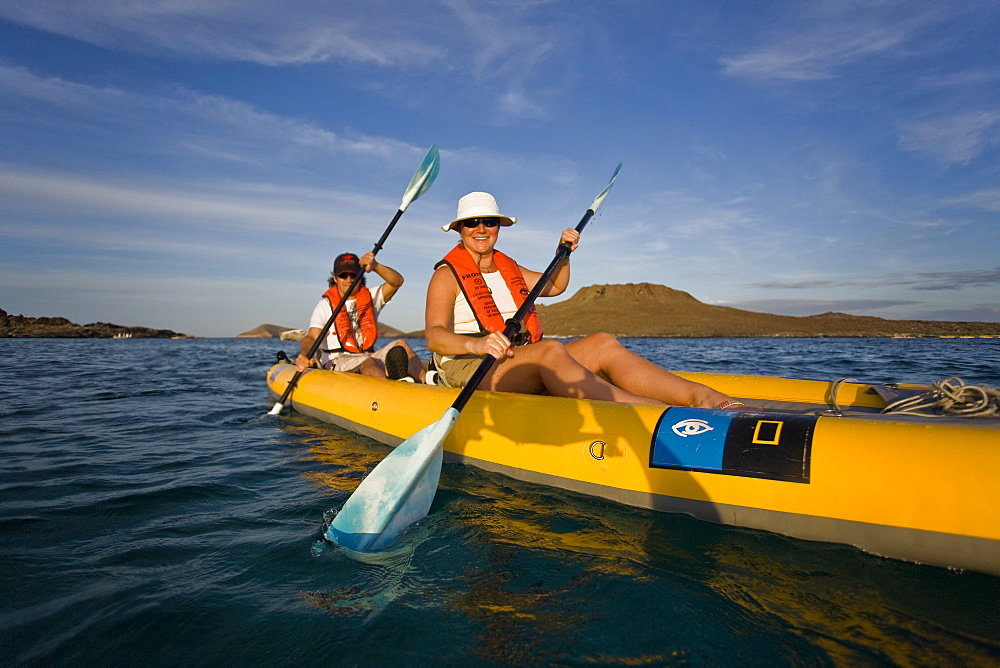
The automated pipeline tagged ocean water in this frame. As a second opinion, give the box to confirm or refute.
[1,336,998,666]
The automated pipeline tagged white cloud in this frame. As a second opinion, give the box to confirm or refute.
[722,30,899,82]
[916,69,1000,90]
[725,297,917,317]
[0,1,445,66]
[898,112,999,164]
[0,0,583,123]
[720,4,941,82]
[0,167,373,229]
[0,63,431,175]
[940,189,1000,212]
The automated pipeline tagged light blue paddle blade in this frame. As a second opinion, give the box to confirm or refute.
[399,144,440,212]
[588,162,622,214]
[326,407,459,552]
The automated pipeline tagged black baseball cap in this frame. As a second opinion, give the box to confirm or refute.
[333,253,361,276]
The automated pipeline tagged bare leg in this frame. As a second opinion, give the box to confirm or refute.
[400,341,426,383]
[357,356,386,378]
[563,333,730,408]
[483,339,662,405]
[384,339,426,382]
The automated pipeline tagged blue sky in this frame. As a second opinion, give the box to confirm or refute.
[1,1,997,337]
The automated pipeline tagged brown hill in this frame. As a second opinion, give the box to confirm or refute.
[238,322,407,338]
[379,323,406,338]
[237,324,294,338]
[533,283,1000,338]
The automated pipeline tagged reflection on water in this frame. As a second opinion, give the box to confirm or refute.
[289,337,1000,664]
[4,338,994,665]
[300,422,1000,665]
[700,535,997,665]
[285,417,385,493]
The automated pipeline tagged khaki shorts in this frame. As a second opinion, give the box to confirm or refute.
[331,343,397,373]
[433,353,486,389]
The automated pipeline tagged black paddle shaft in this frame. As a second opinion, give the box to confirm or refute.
[275,208,405,407]
[450,208,597,413]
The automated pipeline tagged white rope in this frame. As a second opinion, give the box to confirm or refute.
[880,377,1000,418]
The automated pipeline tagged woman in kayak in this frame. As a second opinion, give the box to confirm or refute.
[424,191,746,409]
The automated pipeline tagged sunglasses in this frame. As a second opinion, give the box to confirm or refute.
[461,217,501,229]
[336,272,358,280]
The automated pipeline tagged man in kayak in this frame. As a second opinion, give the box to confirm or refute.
[296,251,427,383]
[424,192,746,408]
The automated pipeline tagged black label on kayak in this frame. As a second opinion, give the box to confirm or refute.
[649,408,816,483]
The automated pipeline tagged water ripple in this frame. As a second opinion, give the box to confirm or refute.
[1,337,997,666]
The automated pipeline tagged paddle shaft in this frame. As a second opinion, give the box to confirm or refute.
[450,208,596,413]
[273,209,404,409]
[269,145,439,415]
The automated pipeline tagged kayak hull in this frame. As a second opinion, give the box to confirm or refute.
[267,363,1000,575]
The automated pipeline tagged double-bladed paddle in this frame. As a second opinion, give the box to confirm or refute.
[268,145,441,416]
[326,163,623,551]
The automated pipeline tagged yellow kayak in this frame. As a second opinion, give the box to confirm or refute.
[267,362,1000,575]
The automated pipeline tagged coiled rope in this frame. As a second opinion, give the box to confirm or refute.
[880,377,1000,418]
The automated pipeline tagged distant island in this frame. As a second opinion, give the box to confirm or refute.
[532,283,1000,338]
[397,283,1000,339]
[237,323,298,338]
[237,322,407,339]
[0,308,191,339]
[7,283,1000,339]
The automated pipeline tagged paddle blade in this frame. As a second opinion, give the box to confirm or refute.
[399,144,441,212]
[325,407,459,552]
[588,162,622,214]
[267,401,284,415]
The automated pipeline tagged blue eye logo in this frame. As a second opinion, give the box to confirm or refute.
[671,418,714,438]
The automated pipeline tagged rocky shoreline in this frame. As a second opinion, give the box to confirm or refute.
[0,308,190,339]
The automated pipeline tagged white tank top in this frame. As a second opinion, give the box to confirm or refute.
[453,270,520,334]
[438,271,520,364]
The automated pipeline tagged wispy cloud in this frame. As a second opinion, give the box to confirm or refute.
[940,189,1000,212]
[0,0,575,122]
[0,167,379,232]
[918,304,1000,322]
[753,280,838,290]
[439,0,588,122]
[897,112,999,165]
[905,268,1000,291]
[722,29,902,82]
[728,297,918,316]
[720,4,940,82]
[0,63,429,170]
[640,190,762,238]
[0,1,445,66]
[752,268,1000,292]
[916,69,1000,90]
[728,297,1000,322]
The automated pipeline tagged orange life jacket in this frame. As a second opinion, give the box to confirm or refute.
[322,285,378,353]
[436,244,543,344]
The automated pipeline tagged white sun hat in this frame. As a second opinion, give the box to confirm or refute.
[441,192,517,232]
